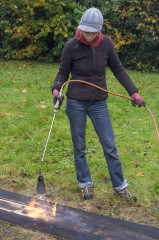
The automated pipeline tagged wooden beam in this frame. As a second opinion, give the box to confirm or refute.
[0,189,159,240]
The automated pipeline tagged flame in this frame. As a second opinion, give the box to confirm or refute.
[52,202,57,217]
[24,197,57,221]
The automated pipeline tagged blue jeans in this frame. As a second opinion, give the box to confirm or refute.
[66,99,128,191]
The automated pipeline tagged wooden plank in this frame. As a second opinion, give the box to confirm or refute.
[0,189,159,240]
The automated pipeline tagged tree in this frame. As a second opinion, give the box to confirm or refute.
[0,0,83,61]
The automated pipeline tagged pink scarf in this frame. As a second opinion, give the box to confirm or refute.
[75,29,104,48]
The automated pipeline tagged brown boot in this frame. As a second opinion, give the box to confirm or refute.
[115,188,137,201]
[80,187,93,200]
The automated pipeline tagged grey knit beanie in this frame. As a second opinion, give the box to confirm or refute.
[78,8,103,32]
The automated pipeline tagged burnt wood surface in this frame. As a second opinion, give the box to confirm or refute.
[0,189,159,240]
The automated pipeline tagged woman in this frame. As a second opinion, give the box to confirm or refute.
[52,8,145,201]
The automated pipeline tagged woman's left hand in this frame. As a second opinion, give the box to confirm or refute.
[131,93,146,107]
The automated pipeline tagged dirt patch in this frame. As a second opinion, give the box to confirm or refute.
[0,222,59,240]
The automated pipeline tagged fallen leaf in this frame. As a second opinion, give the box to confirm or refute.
[136,172,144,177]
[38,104,47,109]
[22,89,27,93]
[0,112,14,116]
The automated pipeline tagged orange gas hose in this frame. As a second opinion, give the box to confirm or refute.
[60,79,159,146]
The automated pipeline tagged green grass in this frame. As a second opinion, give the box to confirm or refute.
[0,60,159,227]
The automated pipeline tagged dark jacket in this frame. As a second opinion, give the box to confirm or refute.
[52,36,138,101]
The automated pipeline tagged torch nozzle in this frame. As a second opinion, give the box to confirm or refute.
[37,174,46,198]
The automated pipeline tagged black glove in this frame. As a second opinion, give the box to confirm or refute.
[53,89,64,109]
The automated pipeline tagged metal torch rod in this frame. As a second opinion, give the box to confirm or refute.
[39,109,58,174]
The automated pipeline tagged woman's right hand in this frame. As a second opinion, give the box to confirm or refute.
[53,89,64,109]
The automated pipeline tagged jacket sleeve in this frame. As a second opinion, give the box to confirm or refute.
[52,41,72,91]
[107,38,138,96]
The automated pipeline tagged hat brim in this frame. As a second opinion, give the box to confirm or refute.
[78,25,100,33]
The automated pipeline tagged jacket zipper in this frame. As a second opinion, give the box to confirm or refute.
[92,47,96,100]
